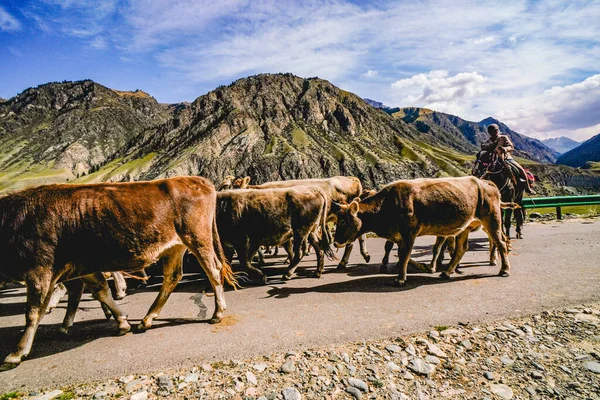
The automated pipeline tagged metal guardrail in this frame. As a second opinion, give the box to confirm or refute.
[521,195,600,219]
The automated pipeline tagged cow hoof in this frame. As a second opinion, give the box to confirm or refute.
[439,272,451,280]
[336,263,347,271]
[261,275,268,285]
[312,271,322,278]
[282,273,293,281]
[516,233,523,239]
[115,293,126,300]
[0,362,19,371]
[209,316,222,324]
[499,271,510,277]
[393,279,405,287]
[59,326,71,336]
[3,353,22,366]
[118,322,131,336]
[137,322,150,332]
[363,255,371,263]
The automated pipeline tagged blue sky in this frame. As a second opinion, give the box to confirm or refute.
[1,0,599,141]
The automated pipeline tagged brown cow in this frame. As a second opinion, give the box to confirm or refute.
[217,187,334,283]
[231,176,370,268]
[331,176,515,286]
[0,177,236,366]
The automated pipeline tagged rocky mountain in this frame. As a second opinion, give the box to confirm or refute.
[0,74,598,195]
[0,74,478,192]
[390,108,560,163]
[542,136,581,154]
[0,80,170,191]
[556,133,600,168]
[363,98,388,109]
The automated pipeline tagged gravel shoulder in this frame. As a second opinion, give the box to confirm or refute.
[6,302,600,400]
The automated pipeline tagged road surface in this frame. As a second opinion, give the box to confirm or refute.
[1,218,599,391]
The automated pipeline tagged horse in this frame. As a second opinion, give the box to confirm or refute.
[472,151,526,239]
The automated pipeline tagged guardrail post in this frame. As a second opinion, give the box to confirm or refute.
[556,206,562,220]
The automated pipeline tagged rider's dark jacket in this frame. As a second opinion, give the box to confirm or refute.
[481,134,515,160]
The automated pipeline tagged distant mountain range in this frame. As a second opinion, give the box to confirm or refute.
[0,74,597,194]
[556,133,600,168]
[384,107,560,163]
[542,136,581,154]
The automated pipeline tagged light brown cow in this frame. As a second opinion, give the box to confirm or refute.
[217,187,334,283]
[332,176,516,286]
[231,176,370,268]
[0,177,236,366]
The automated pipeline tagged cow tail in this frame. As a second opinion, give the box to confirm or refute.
[212,211,238,290]
[500,202,520,209]
[317,190,336,261]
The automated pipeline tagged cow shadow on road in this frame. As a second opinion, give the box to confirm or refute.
[265,271,495,299]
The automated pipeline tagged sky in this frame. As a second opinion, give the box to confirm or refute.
[1,0,599,141]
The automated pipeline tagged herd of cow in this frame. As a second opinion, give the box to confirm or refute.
[0,174,518,367]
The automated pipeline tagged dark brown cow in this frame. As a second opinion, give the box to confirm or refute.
[331,176,515,286]
[217,187,333,283]
[0,177,236,366]
[230,176,370,268]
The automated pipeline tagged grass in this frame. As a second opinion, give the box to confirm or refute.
[55,392,75,400]
[434,325,449,332]
[527,205,600,216]
[291,127,309,149]
[0,392,21,400]
[586,161,600,172]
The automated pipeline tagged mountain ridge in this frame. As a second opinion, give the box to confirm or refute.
[0,74,598,195]
[542,136,581,154]
[556,133,600,169]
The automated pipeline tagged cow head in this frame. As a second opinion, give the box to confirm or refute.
[233,176,251,189]
[218,175,236,191]
[331,200,362,247]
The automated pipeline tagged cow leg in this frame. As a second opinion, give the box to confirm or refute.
[430,236,447,273]
[394,234,416,286]
[190,248,229,324]
[336,242,353,270]
[46,283,68,314]
[237,243,266,285]
[273,246,280,256]
[4,268,56,366]
[283,240,293,264]
[440,230,470,278]
[80,273,130,335]
[256,247,265,267]
[112,271,127,300]
[59,279,85,335]
[309,232,326,278]
[358,235,370,263]
[302,239,311,257]
[139,246,185,330]
[483,217,511,277]
[283,233,305,280]
[380,240,394,273]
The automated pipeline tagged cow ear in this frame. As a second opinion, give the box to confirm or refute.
[353,197,361,203]
[349,200,359,216]
[242,176,251,187]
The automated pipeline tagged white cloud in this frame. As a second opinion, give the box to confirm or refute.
[89,36,108,50]
[0,6,21,32]
[497,74,600,140]
[390,70,487,115]
[361,70,378,78]
[467,35,495,45]
[13,0,600,141]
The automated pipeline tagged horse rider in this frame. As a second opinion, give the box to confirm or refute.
[481,124,535,194]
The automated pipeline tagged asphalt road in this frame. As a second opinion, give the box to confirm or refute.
[1,218,599,392]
